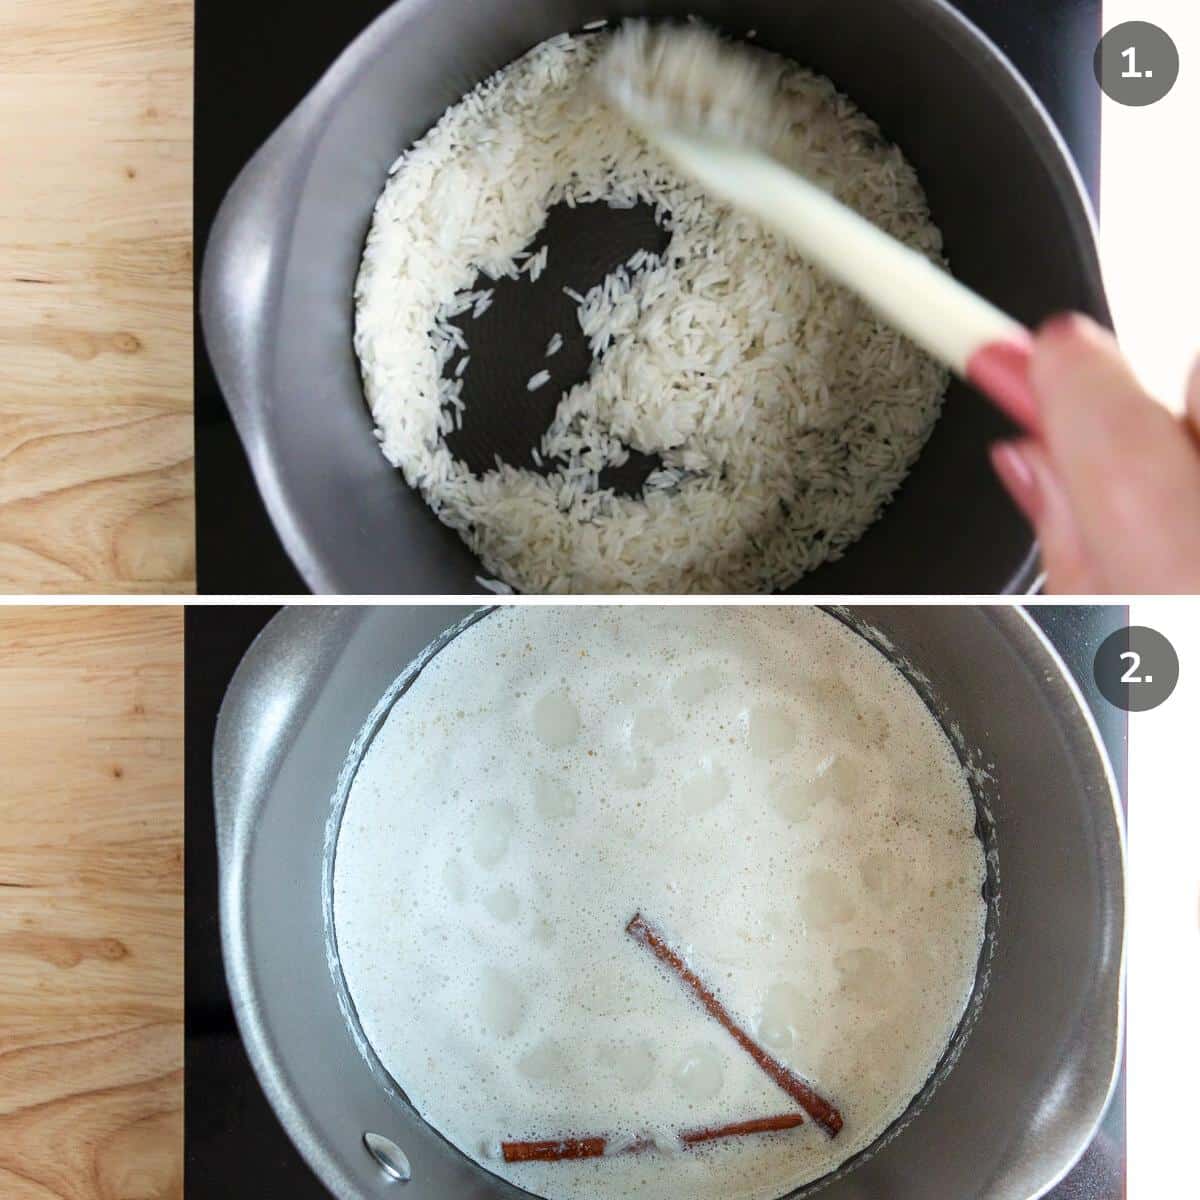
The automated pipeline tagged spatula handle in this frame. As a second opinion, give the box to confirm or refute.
[657,132,1041,435]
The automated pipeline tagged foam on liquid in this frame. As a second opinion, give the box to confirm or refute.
[333,607,986,1200]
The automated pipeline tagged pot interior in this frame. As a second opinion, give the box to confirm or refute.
[220,0,1109,593]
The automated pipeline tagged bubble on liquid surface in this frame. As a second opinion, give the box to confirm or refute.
[765,909,794,937]
[631,707,674,747]
[798,869,856,930]
[471,804,515,867]
[672,664,722,705]
[672,1043,725,1101]
[570,967,635,1017]
[605,1039,657,1092]
[902,947,941,1001]
[532,688,580,748]
[768,775,813,822]
[612,750,655,789]
[533,772,576,819]
[756,981,807,1054]
[804,678,891,748]
[611,673,649,704]
[889,758,926,798]
[771,753,862,821]
[803,676,857,719]
[518,1039,569,1082]
[479,968,525,1038]
[860,849,907,903]
[682,759,730,814]
[851,703,892,747]
[483,886,520,923]
[672,606,714,631]
[836,947,894,1001]
[863,1018,922,1086]
[442,858,466,902]
[745,704,797,759]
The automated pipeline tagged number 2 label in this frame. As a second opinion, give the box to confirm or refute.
[1119,650,1152,685]
[1094,625,1177,711]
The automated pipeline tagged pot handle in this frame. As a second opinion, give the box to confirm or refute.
[211,606,359,870]
[199,108,317,461]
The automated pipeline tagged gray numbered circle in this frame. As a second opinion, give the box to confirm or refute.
[1094,626,1179,712]
[1095,21,1179,106]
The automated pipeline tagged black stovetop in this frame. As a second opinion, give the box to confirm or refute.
[184,604,1126,1198]
[193,0,1105,595]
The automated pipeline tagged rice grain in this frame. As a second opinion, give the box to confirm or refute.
[355,30,948,594]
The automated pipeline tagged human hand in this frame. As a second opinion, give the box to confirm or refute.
[989,313,1200,594]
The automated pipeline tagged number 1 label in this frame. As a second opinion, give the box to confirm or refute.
[1121,45,1153,78]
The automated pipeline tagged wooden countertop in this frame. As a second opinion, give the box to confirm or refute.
[0,1,194,593]
[0,607,183,1198]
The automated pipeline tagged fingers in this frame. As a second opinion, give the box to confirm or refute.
[1187,351,1200,444]
[1025,314,1200,591]
[990,439,1102,593]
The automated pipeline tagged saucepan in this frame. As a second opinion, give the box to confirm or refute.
[213,604,1123,1199]
[200,0,1111,594]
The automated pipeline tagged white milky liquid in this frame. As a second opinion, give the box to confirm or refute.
[333,607,986,1200]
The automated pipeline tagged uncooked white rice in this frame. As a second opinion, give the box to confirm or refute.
[475,575,515,594]
[526,369,552,391]
[355,30,948,593]
[545,332,564,357]
[525,244,549,281]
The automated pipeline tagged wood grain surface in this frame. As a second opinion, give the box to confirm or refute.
[0,607,183,1199]
[0,1,194,593]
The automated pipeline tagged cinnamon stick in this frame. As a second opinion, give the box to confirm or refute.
[625,912,843,1136]
[500,1112,805,1163]
[679,1113,806,1145]
[501,1137,608,1162]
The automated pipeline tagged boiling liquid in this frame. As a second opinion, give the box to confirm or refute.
[333,607,986,1200]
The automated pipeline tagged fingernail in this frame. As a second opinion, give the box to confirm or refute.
[1037,312,1088,341]
[989,440,1042,523]
[1186,351,1200,433]
[967,336,1039,434]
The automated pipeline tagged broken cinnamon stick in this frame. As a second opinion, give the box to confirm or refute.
[625,912,843,1137]
[679,1113,806,1145]
[500,1112,805,1163]
[501,1137,608,1162]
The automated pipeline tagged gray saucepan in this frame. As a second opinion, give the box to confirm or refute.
[213,604,1124,1200]
[200,0,1111,595]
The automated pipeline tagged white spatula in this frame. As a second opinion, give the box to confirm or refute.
[597,22,1039,434]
